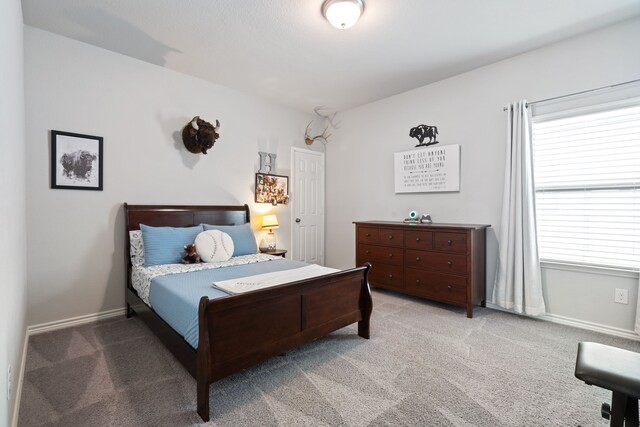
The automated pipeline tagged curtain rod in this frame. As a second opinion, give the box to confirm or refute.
[502,78,640,111]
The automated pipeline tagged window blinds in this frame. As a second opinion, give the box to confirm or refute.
[532,103,640,269]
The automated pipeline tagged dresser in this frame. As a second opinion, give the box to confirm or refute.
[354,221,490,318]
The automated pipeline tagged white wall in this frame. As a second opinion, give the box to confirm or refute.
[0,0,27,424]
[24,27,315,326]
[326,17,640,334]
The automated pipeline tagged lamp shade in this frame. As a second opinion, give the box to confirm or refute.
[322,0,364,29]
[262,214,279,229]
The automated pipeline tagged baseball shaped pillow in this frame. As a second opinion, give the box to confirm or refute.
[194,230,235,263]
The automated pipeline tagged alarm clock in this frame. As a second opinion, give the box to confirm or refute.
[409,211,418,220]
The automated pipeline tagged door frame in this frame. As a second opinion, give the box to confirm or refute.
[290,147,326,265]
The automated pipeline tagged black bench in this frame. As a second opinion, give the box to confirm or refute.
[575,342,640,427]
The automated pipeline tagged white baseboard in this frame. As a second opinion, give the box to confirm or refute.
[11,307,127,426]
[485,302,640,341]
[27,307,126,336]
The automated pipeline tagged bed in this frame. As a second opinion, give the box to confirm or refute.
[124,203,372,421]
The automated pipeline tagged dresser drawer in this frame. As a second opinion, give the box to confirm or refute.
[378,228,404,247]
[405,268,467,304]
[405,230,433,250]
[434,232,467,253]
[358,227,380,244]
[363,261,404,289]
[405,250,467,275]
[359,244,404,266]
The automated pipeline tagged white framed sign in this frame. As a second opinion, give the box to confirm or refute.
[394,144,460,193]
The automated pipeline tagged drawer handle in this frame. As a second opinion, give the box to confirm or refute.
[365,233,371,237]
[388,274,394,278]
[415,237,420,242]
[388,253,393,258]
[415,279,420,284]
[447,285,453,290]
[415,256,421,261]
[365,250,370,254]
[447,261,452,266]
[388,235,394,239]
[447,240,453,245]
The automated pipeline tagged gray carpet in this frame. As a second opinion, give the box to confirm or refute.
[18,290,640,426]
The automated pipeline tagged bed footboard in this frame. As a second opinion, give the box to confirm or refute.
[196,263,372,422]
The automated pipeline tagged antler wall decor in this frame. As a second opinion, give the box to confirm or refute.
[303,106,341,146]
[304,122,332,145]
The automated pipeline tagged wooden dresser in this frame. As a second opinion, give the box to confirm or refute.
[354,221,490,318]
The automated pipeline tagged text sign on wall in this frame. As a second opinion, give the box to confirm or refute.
[394,144,460,193]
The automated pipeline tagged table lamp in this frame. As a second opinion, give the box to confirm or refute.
[262,214,279,250]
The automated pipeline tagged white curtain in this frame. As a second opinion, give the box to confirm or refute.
[492,100,546,315]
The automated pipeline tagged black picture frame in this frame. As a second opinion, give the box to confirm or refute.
[51,130,103,191]
[255,173,289,204]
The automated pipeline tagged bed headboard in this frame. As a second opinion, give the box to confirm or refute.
[123,204,251,287]
[125,204,250,231]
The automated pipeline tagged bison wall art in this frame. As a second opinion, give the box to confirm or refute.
[60,150,96,180]
[51,130,103,191]
[409,124,439,147]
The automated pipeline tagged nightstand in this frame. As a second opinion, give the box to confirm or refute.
[260,249,287,258]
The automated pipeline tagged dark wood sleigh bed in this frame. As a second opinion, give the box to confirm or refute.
[124,203,372,421]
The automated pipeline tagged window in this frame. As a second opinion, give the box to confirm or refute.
[532,101,640,269]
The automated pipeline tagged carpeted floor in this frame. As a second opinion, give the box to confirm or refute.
[18,290,640,426]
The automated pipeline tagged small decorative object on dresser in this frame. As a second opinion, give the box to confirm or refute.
[354,220,489,318]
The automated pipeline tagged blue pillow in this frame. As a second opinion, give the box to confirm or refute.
[202,223,257,256]
[140,224,203,266]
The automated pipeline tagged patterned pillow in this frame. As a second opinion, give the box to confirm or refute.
[129,230,145,267]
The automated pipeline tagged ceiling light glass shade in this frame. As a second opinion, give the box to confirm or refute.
[322,0,364,29]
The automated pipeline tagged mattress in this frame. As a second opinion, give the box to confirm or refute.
[132,256,308,348]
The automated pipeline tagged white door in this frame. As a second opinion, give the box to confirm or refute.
[291,148,325,265]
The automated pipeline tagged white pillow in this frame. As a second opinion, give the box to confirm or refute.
[195,230,235,263]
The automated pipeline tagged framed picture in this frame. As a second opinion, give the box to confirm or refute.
[51,130,103,191]
[394,144,460,193]
[255,173,289,204]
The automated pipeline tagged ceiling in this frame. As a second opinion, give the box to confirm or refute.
[21,0,640,112]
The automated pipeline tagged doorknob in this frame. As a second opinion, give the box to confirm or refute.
[295,218,301,223]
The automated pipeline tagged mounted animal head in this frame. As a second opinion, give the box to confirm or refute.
[182,116,220,154]
[304,121,331,145]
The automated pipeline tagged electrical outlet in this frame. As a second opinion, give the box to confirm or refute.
[7,364,11,400]
[614,288,629,305]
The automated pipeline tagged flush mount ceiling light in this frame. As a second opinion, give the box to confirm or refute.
[322,0,364,29]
